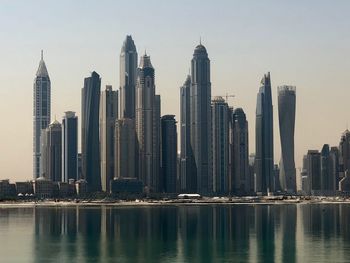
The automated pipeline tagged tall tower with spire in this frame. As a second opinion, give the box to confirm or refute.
[119,35,138,119]
[33,50,51,179]
[135,53,160,192]
[190,42,212,194]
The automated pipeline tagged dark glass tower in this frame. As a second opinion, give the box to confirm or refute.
[62,111,78,182]
[33,51,51,179]
[255,72,274,195]
[119,35,138,119]
[278,86,296,193]
[180,75,194,192]
[160,115,177,193]
[81,71,101,192]
[190,43,212,194]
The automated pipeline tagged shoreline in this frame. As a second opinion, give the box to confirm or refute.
[2,198,350,208]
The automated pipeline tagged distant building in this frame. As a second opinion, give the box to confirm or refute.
[190,43,212,194]
[339,170,350,192]
[232,107,249,194]
[306,150,321,195]
[75,179,88,196]
[33,51,51,179]
[15,182,34,195]
[255,72,274,195]
[212,97,229,194]
[115,118,136,179]
[81,71,101,192]
[321,144,336,195]
[100,85,118,192]
[248,154,256,193]
[160,115,177,193]
[339,130,350,179]
[330,147,340,190]
[0,180,16,198]
[62,111,78,182]
[274,164,281,192]
[278,85,296,193]
[110,178,143,194]
[40,120,62,182]
[179,75,193,192]
[33,177,54,199]
[119,35,138,119]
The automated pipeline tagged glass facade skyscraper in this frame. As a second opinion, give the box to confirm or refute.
[278,85,296,193]
[190,43,212,194]
[33,51,51,179]
[255,72,274,195]
[81,71,101,192]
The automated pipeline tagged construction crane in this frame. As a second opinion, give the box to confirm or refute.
[212,93,235,103]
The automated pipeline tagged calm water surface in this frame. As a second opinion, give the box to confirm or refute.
[1,204,350,262]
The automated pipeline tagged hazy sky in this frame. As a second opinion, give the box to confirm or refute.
[1,0,350,181]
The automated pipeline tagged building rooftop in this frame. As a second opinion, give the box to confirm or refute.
[36,50,49,77]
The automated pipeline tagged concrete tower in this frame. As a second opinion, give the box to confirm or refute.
[135,54,160,192]
[33,51,51,179]
[100,85,118,192]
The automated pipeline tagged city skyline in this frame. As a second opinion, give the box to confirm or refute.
[1,0,350,181]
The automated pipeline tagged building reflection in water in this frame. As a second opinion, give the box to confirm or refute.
[29,204,350,262]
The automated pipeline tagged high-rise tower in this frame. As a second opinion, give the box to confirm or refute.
[255,72,274,195]
[81,71,101,192]
[100,85,118,192]
[33,51,51,179]
[119,35,138,119]
[212,96,229,194]
[180,75,194,192]
[278,85,296,193]
[62,111,78,182]
[135,54,160,192]
[190,43,212,194]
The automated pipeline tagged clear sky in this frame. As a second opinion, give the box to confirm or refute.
[1,0,350,182]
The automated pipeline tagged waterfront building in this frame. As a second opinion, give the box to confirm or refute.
[232,107,249,194]
[40,120,62,182]
[330,147,340,190]
[255,72,274,195]
[33,51,51,179]
[81,71,101,192]
[190,42,212,194]
[115,118,136,179]
[321,144,336,195]
[339,130,350,179]
[135,54,160,192]
[179,75,193,192]
[62,111,78,182]
[212,97,229,194]
[119,35,138,119]
[160,115,177,193]
[278,85,296,193]
[306,150,321,195]
[100,85,118,192]
[110,178,143,194]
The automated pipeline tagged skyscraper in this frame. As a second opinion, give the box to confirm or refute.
[255,72,274,195]
[278,85,296,193]
[153,94,161,192]
[135,54,159,192]
[307,150,321,195]
[190,43,212,194]
[33,51,51,179]
[62,111,78,182]
[321,144,336,194]
[232,107,249,194]
[115,118,136,179]
[212,97,229,194]
[119,35,138,119]
[160,115,177,193]
[40,120,62,182]
[81,71,101,192]
[179,75,193,192]
[100,85,118,192]
[339,130,350,179]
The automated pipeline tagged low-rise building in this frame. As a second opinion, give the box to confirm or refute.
[15,182,34,195]
[33,177,54,199]
[110,178,143,194]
